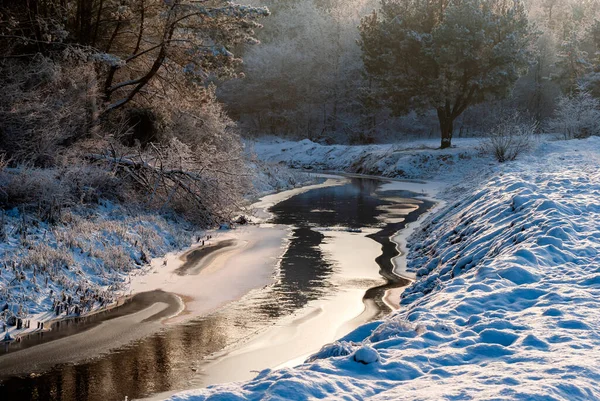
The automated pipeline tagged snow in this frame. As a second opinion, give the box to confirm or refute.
[165,136,600,401]
[247,159,318,198]
[0,202,199,341]
[128,225,289,324]
[352,345,380,365]
[250,137,495,183]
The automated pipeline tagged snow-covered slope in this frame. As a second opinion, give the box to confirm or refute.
[251,137,493,182]
[0,203,198,329]
[248,159,318,197]
[168,137,600,400]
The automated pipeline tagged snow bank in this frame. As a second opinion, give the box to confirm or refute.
[0,156,312,338]
[248,159,318,197]
[167,137,600,400]
[252,137,494,182]
[0,202,199,334]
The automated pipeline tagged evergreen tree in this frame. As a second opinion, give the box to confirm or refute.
[359,0,532,148]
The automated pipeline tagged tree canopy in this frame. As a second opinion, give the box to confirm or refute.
[1,0,270,117]
[359,0,532,148]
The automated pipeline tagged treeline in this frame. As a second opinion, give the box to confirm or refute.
[219,0,377,143]
[219,0,600,147]
[2,0,600,189]
[0,0,270,224]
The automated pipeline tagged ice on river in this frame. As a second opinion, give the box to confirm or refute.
[167,138,600,400]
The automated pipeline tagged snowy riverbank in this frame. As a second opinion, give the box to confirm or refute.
[0,174,336,378]
[251,137,496,183]
[0,161,315,345]
[167,136,600,400]
[0,203,199,342]
[128,176,346,325]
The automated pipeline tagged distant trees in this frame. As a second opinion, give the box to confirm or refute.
[527,0,600,92]
[359,0,532,149]
[549,88,600,139]
[3,0,600,153]
[218,0,376,141]
[519,0,600,137]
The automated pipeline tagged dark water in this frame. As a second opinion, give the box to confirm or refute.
[0,177,433,401]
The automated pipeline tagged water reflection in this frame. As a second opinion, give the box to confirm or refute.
[0,177,433,401]
[255,227,333,318]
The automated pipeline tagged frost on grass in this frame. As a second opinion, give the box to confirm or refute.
[0,202,197,323]
[167,137,600,401]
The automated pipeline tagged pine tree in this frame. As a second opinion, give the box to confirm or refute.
[359,0,532,149]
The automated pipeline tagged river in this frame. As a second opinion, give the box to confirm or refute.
[0,176,433,401]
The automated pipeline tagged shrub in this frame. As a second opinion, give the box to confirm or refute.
[481,113,536,163]
[0,56,248,227]
[0,56,97,166]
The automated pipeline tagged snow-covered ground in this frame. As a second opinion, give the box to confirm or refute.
[0,202,199,340]
[167,136,600,400]
[248,158,318,198]
[251,137,495,183]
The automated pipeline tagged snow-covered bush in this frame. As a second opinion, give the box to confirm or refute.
[0,168,77,222]
[481,113,536,163]
[0,0,268,227]
[0,56,248,226]
[85,120,247,225]
[548,89,600,139]
[306,341,356,362]
[0,56,97,167]
[0,165,120,223]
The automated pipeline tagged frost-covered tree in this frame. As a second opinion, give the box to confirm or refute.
[0,0,270,225]
[526,0,600,95]
[0,0,269,116]
[359,0,532,148]
[218,0,375,140]
[97,1,269,115]
[510,32,561,124]
[549,87,600,139]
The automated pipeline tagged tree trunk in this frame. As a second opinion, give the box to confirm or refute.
[437,107,454,149]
